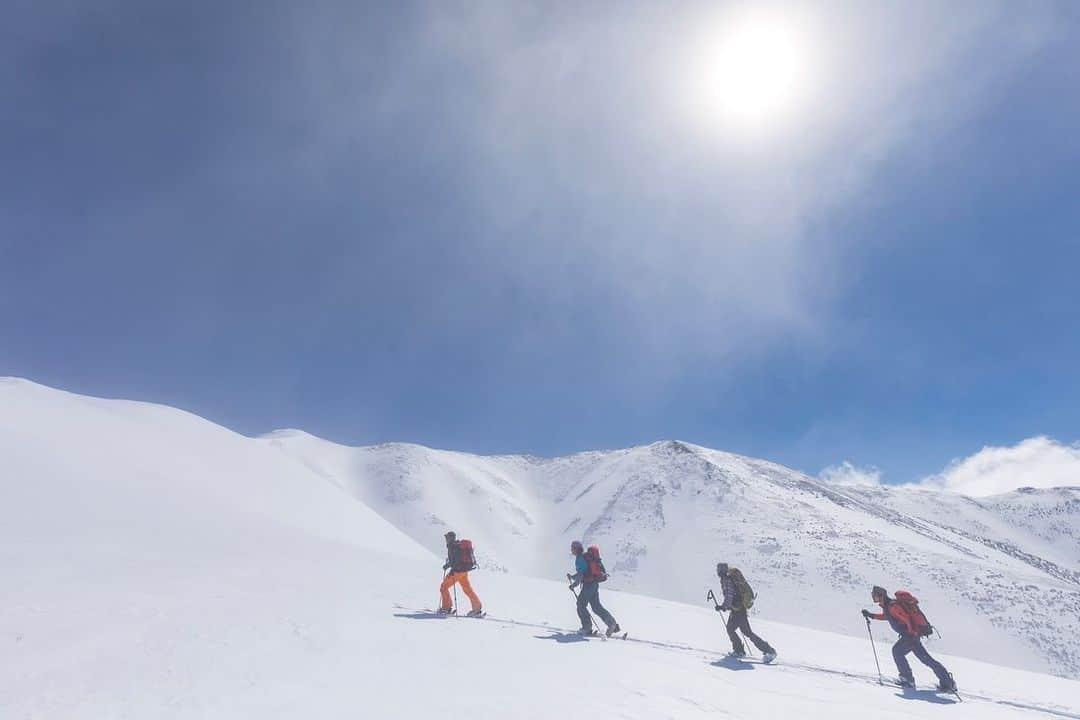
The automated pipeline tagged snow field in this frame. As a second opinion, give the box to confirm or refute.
[3,378,1079,718]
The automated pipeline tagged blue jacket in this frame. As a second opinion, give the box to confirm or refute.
[570,554,589,584]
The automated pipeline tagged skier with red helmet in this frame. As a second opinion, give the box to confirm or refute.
[567,540,621,637]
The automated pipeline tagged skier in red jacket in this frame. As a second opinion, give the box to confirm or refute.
[863,585,955,691]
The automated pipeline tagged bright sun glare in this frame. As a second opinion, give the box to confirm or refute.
[697,13,810,133]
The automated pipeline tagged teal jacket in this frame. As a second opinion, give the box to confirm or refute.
[569,553,589,584]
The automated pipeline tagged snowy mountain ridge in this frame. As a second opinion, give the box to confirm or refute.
[265,433,1080,680]
[4,378,1080,718]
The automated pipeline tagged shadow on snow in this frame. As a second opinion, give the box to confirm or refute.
[533,632,591,644]
[393,611,450,620]
[894,689,959,705]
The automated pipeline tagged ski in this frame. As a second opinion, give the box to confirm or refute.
[580,630,627,641]
[401,609,456,618]
[882,679,910,689]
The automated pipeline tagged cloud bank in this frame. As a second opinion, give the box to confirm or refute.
[822,437,1080,497]
[922,436,1080,497]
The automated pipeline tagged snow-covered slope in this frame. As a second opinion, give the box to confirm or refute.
[3,379,1080,719]
[0,378,430,561]
[266,434,1080,680]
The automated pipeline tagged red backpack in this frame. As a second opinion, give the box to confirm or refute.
[894,591,934,637]
[454,539,478,572]
[584,545,608,583]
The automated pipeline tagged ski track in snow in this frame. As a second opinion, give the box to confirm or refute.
[392,603,1080,719]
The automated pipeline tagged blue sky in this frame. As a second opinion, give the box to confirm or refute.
[3,1,1079,485]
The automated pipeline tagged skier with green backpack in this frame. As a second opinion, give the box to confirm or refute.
[716,562,776,662]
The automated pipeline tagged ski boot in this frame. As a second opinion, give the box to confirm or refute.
[466,609,484,617]
[605,623,621,637]
[726,649,747,659]
[578,626,596,636]
[898,676,916,689]
[761,650,777,664]
[436,607,454,615]
[937,674,957,693]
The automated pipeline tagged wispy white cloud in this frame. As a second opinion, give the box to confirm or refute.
[819,460,882,487]
[920,436,1080,497]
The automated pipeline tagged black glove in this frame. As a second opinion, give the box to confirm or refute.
[443,563,451,571]
[719,604,731,612]
[861,609,872,619]
[713,605,722,612]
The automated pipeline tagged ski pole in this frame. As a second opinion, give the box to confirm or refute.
[569,584,603,633]
[710,589,754,655]
[865,616,883,684]
[740,630,756,657]
[708,589,754,656]
[707,589,726,619]
[453,582,459,615]
[706,589,720,611]
[570,585,601,628]
[707,589,730,631]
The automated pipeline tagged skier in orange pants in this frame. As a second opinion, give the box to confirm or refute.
[438,531,482,616]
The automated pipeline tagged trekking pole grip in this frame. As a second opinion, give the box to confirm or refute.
[706,589,721,611]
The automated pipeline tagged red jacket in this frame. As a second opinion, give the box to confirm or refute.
[870,599,916,637]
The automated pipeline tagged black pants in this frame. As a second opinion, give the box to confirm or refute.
[726,608,774,655]
[892,636,950,684]
[576,582,616,631]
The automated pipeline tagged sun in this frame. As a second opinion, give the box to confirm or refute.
[691,12,813,134]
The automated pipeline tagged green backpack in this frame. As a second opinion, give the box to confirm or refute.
[729,567,756,609]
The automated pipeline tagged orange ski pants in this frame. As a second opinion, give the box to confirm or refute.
[440,571,482,612]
